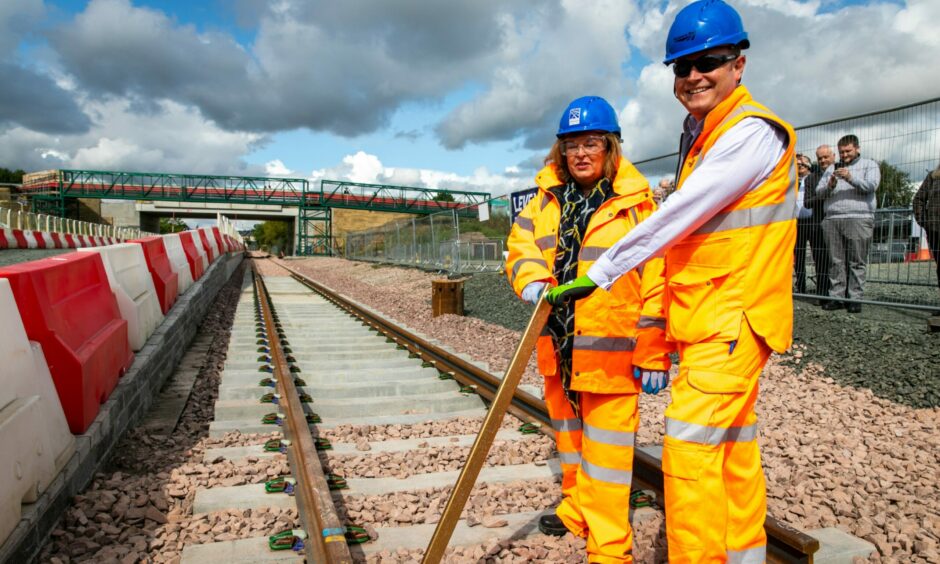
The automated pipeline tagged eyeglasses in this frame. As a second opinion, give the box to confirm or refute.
[797,162,810,168]
[561,136,608,156]
[673,54,738,78]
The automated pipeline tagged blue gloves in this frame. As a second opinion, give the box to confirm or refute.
[521,281,547,305]
[634,366,669,394]
[545,275,597,306]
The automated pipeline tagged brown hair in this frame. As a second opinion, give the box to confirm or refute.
[545,132,622,186]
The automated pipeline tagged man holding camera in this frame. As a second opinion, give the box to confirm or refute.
[817,134,881,313]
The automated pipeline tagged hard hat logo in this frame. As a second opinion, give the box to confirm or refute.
[663,0,749,64]
[568,108,582,126]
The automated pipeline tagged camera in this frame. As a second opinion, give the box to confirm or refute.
[834,162,846,170]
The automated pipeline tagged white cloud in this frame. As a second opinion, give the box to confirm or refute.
[309,151,532,197]
[265,159,293,176]
[0,97,264,173]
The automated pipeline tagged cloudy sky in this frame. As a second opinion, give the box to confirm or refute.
[1,0,937,195]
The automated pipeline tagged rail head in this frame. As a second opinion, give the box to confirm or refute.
[251,263,352,564]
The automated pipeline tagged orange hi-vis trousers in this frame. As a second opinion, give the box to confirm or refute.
[543,373,582,499]
[662,318,771,564]
[555,391,640,564]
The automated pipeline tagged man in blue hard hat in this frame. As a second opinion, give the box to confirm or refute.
[546,1,798,561]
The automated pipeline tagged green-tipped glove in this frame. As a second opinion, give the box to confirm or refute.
[545,275,598,306]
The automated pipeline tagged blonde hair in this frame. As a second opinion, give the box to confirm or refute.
[546,132,622,186]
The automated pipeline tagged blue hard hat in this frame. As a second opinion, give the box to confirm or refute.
[556,96,620,138]
[663,0,750,65]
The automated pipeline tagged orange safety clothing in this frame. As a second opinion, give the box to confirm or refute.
[506,158,672,563]
[507,158,673,390]
[557,391,639,564]
[662,86,796,563]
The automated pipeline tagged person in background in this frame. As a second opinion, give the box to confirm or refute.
[912,157,940,311]
[654,176,675,205]
[817,134,881,313]
[803,145,834,300]
[506,95,672,563]
[794,154,815,293]
[546,1,797,560]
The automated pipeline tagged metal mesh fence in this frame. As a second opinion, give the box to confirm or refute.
[347,98,939,309]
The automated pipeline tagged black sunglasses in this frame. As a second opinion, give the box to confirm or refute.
[673,54,738,78]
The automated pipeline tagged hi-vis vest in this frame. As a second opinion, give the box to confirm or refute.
[506,158,672,394]
[666,86,797,353]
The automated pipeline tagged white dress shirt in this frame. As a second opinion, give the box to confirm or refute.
[587,117,787,290]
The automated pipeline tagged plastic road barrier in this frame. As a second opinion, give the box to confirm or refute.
[178,231,207,280]
[162,233,194,294]
[198,228,218,263]
[79,244,164,351]
[209,226,226,255]
[0,279,76,546]
[129,236,179,314]
[0,279,75,477]
[0,253,132,434]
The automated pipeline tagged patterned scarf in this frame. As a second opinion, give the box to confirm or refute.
[547,178,613,417]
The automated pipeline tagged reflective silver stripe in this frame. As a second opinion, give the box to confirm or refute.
[637,316,666,329]
[665,417,758,446]
[578,246,606,261]
[511,257,548,283]
[535,235,556,251]
[728,545,766,564]
[691,189,797,236]
[581,459,633,485]
[552,418,582,433]
[514,216,534,232]
[541,196,552,210]
[558,451,582,465]
[573,336,636,352]
[584,424,635,447]
[630,208,638,225]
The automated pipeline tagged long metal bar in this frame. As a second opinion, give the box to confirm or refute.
[270,258,819,563]
[422,298,551,562]
[252,263,352,564]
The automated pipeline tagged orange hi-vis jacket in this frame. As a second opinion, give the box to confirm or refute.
[507,158,672,394]
[667,86,798,353]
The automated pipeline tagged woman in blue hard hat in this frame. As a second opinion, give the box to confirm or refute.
[506,96,672,563]
[548,1,799,561]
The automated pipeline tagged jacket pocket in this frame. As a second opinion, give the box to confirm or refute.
[536,334,557,377]
[665,262,738,343]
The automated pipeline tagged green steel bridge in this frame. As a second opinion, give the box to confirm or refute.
[21,169,491,255]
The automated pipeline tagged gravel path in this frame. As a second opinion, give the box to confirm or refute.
[289,257,940,563]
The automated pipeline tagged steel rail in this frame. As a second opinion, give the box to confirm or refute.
[266,258,819,563]
[251,263,352,563]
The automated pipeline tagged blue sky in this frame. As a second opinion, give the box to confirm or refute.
[1,0,936,195]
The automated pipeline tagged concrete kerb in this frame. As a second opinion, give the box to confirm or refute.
[0,253,244,564]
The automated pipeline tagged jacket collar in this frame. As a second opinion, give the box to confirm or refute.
[534,157,649,200]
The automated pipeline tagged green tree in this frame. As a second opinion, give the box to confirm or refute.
[0,167,25,183]
[159,217,187,234]
[432,191,455,202]
[877,161,914,208]
[252,220,292,253]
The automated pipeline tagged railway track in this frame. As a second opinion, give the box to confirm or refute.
[181,258,819,563]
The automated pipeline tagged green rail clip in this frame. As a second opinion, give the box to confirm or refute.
[268,529,306,551]
[344,525,370,545]
[518,422,541,435]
